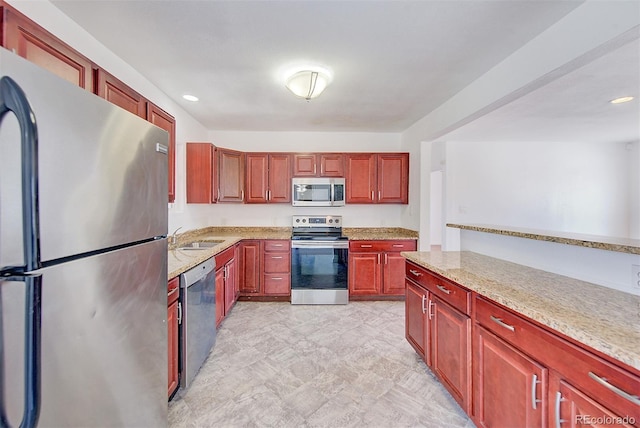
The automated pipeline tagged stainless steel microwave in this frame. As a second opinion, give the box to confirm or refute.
[292,177,345,207]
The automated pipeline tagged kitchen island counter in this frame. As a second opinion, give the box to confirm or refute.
[402,250,640,371]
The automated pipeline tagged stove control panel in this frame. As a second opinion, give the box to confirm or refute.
[292,215,342,227]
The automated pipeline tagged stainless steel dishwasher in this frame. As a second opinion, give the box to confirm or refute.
[179,257,216,389]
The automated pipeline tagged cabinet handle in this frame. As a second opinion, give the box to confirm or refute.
[377,253,381,264]
[384,254,388,264]
[392,244,404,248]
[490,315,515,332]
[271,256,283,259]
[531,374,541,410]
[588,371,640,405]
[378,190,381,200]
[315,164,318,174]
[272,244,283,247]
[241,190,244,201]
[371,191,374,201]
[428,300,435,320]
[271,277,283,280]
[360,244,373,248]
[177,302,183,325]
[436,284,451,295]
[554,391,567,428]
[409,269,423,277]
[421,295,427,314]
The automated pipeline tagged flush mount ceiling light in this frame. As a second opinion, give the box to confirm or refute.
[182,94,199,102]
[609,96,634,104]
[284,66,332,101]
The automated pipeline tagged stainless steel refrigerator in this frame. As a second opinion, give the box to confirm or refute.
[0,50,169,427]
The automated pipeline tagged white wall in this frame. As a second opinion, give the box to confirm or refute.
[446,140,633,237]
[444,139,640,293]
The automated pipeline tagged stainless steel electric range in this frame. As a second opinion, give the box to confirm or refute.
[290,215,348,304]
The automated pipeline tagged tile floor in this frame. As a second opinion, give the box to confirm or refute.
[168,301,475,428]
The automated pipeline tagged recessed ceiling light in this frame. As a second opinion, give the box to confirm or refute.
[182,94,199,102]
[610,96,634,104]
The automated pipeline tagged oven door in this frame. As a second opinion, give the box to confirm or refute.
[290,241,349,304]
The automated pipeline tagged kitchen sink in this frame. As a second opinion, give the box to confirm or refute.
[177,240,225,250]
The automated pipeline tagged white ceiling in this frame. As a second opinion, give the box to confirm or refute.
[50,0,588,133]
[441,37,640,144]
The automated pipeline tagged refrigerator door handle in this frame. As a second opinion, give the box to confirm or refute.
[0,275,42,428]
[0,76,40,273]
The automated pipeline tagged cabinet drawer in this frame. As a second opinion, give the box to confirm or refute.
[428,274,470,315]
[405,262,470,314]
[406,261,430,288]
[350,239,416,252]
[475,296,552,358]
[264,240,290,252]
[263,274,291,295]
[263,253,290,273]
[550,337,640,422]
[215,246,234,266]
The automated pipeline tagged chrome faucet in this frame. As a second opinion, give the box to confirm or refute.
[170,227,183,245]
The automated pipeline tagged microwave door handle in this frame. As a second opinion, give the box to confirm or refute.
[330,183,335,206]
[0,275,42,428]
[0,77,41,273]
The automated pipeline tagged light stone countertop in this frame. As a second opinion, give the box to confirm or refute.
[447,223,640,255]
[168,226,417,279]
[342,227,418,240]
[402,251,640,372]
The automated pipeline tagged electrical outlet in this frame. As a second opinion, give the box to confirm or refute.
[633,264,640,288]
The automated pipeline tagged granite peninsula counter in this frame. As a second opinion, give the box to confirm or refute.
[402,250,640,371]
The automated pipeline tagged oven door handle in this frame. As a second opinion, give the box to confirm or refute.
[291,241,349,249]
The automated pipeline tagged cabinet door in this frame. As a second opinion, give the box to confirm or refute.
[218,148,245,202]
[95,68,146,118]
[382,252,409,295]
[3,7,93,89]
[215,267,225,327]
[292,154,317,176]
[348,252,381,295]
[346,154,376,203]
[245,153,269,203]
[239,241,261,293]
[405,280,428,359]
[268,154,291,203]
[431,296,471,413]
[148,103,177,203]
[474,326,547,428]
[224,258,237,313]
[186,142,215,203]
[319,154,344,177]
[167,299,179,397]
[377,153,408,204]
[553,378,634,428]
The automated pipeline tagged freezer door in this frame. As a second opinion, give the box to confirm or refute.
[0,238,168,427]
[0,50,168,268]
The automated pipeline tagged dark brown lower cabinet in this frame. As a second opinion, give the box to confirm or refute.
[431,295,471,412]
[167,277,180,398]
[474,326,546,428]
[405,261,640,428]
